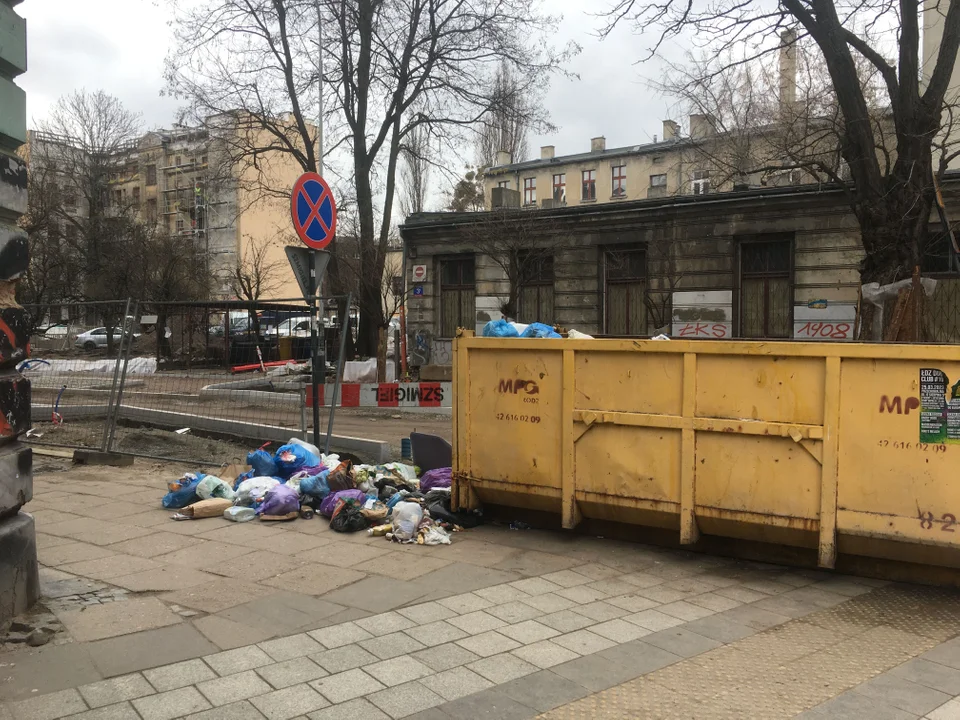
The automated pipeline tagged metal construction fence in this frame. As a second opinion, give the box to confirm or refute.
[20,298,351,466]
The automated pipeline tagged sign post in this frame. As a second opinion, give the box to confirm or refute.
[290,172,338,449]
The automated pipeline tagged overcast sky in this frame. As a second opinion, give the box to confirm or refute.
[18,0,673,160]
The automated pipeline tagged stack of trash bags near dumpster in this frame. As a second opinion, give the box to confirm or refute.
[161,438,480,545]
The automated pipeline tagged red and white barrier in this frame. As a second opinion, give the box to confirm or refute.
[307,382,451,409]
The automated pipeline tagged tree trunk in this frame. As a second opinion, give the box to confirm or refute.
[856,191,932,340]
[376,326,387,382]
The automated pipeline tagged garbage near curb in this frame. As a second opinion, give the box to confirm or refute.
[275,442,321,475]
[419,467,452,493]
[173,498,234,520]
[327,460,356,493]
[162,473,204,509]
[224,506,256,522]
[158,439,481,547]
[330,498,368,533]
[196,475,236,502]
[320,489,367,518]
[235,476,280,506]
[258,484,300,517]
[423,525,452,545]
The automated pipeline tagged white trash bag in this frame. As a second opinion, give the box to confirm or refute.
[391,501,423,542]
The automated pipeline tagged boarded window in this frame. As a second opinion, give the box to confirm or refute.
[605,247,646,335]
[440,256,475,337]
[518,252,555,324]
[146,165,157,186]
[739,239,792,338]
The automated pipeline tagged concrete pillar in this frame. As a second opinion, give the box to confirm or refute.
[0,0,38,623]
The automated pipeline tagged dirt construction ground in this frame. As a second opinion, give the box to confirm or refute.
[28,408,452,466]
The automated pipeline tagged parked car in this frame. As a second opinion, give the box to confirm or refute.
[273,316,313,337]
[36,323,69,338]
[75,327,140,351]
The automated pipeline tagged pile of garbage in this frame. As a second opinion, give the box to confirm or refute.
[160,439,480,545]
[481,319,593,339]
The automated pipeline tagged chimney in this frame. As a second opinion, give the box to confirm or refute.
[689,114,716,139]
[662,120,680,140]
[495,150,512,166]
[591,136,606,153]
[540,145,555,160]
[779,29,797,111]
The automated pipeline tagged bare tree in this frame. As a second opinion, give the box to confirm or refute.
[463,207,566,320]
[399,122,432,217]
[601,0,960,337]
[17,159,75,309]
[477,61,533,167]
[657,39,887,194]
[27,91,146,352]
[166,0,573,364]
[230,234,285,337]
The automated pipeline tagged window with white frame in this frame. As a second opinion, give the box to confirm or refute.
[691,170,710,195]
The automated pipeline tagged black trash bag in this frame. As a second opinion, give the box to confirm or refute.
[329,499,368,533]
[427,497,483,529]
[424,489,452,504]
[375,476,396,493]
[379,485,398,502]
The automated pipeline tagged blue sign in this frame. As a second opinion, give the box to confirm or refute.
[291,172,337,249]
[413,285,424,297]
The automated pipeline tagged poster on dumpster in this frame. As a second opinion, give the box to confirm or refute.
[919,368,960,444]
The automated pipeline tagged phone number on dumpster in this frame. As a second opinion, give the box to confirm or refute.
[495,413,541,423]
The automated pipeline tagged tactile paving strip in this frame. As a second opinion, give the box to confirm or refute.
[538,583,960,719]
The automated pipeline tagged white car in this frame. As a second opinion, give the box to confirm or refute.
[75,327,139,350]
[274,316,313,337]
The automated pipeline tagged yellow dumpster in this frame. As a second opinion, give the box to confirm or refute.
[278,337,293,361]
[451,332,960,571]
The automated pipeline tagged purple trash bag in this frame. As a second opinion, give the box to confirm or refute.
[319,489,367,518]
[419,467,452,493]
[258,484,300,516]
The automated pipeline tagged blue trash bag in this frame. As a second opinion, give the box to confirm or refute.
[520,322,561,339]
[274,443,321,477]
[247,449,279,478]
[162,474,203,509]
[233,468,256,491]
[482,319,519,338]
[300,469,332,499]
[386,491,407,510]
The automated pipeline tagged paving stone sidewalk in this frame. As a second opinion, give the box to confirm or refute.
[3,461,960,719]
